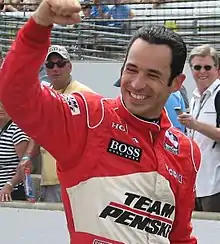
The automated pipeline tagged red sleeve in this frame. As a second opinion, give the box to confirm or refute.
[0,18,88,170]
[169,140,201,244]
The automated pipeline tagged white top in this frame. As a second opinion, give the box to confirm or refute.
[190,79,220,197]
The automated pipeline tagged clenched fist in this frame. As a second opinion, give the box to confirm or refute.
[32,0,82,26]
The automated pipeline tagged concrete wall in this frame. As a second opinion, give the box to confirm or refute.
[72,62,196,99]
[0,205,219,244]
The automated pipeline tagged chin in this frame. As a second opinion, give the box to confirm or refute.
[126,103,146,116]
[129,102,161,118]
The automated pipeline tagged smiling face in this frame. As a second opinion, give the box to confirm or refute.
[190,55,219,94]
[120,38,184,119]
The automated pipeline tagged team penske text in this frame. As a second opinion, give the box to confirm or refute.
[99,192,175,238]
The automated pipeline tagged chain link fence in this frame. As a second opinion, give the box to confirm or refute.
[0,0,220,61]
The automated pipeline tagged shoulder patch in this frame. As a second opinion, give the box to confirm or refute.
[62,94,80,115]
[164,130,179,155]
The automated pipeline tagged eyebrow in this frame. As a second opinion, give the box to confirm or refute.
[147,69,163,76]
[126,63,163,76]
[126,63,138,69]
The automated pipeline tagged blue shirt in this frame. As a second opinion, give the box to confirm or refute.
[165,91,186,132]
[90,5,110,26]
[109,5,131,26]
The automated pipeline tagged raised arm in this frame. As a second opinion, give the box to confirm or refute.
[0,0,87,167]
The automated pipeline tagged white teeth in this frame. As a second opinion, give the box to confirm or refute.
[130,92,147,100]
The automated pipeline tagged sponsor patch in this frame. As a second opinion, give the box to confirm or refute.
[107,138,142,162]
[165,164,183,184]
[164,130,179,155]
[99,192,174,239]
[111,122,127,132]
[62,94,80,115]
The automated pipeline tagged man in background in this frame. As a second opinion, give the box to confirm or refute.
[179,44,220,212]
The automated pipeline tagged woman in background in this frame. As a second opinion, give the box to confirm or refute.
[0,102,29,201]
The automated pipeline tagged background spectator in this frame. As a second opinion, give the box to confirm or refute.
[1,0,21,12]
[90,0,110,25]
[109,0,135,31]
[165,90,186,133]
[22,0,40,11]
[0,102,29,201]
[81,2,92,19]
[179,44,220,212]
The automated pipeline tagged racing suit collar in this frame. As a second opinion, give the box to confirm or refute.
[117,96,172,134]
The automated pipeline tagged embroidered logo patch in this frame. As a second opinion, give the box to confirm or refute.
[62,94,80,115]
[107,138,142,162]
[164,130,179,155]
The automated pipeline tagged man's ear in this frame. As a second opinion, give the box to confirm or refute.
[170,74,186,92]
[68,61,72,72]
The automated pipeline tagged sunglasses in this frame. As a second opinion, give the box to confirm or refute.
[192,65,214,71]
[45,60,68,69]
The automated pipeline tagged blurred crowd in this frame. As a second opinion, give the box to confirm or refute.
[0,0,40,12]
[0,0,182,33]
[0,0,170,13]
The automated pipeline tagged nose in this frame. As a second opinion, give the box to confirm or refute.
[50,65,60,73]
[130,73,146,90]
[199,67,207,73]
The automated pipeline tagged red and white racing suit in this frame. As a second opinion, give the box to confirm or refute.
[0,18,201,244]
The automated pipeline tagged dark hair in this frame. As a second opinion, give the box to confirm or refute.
[122,26,187,86]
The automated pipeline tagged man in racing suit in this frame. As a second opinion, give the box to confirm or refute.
[0,0,200,243]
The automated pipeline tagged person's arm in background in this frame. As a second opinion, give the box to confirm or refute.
[23,138,40,159]
[0,127,29,202]
[11,135,30,186]
[0,3,88,172]
[16,138,41,175]
[179,114,220,142]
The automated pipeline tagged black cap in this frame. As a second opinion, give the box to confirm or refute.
[114,78,121,87]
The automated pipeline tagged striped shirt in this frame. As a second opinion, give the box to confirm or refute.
[0,122,29,190]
